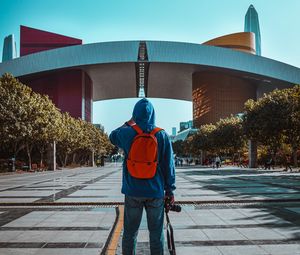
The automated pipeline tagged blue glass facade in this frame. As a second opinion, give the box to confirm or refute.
[244,5,261,56]
[2,34,17,62]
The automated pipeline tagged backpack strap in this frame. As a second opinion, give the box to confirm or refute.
[150,127,163,136]
[126,120,143,134]
[127,120,163,136]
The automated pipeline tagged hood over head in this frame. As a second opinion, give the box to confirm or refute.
[132,98,155,131]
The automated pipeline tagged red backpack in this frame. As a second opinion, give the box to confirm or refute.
[126,120,163,179]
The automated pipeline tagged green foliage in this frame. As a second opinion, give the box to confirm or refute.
[172,140,187,157]
[188,116,245,157]
[243,85,300,165]
[0,73,113,169]
[213,116,245,154]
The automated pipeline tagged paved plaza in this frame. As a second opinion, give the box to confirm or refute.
[0,164,299,254]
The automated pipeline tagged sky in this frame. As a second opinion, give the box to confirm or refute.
[1,0,300,134]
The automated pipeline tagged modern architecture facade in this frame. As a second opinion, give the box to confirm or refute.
[0,5,300,128]
[244,4,261,56]
[180,121,193,132]
[2,34,17,62]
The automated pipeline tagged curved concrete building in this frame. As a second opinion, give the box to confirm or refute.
[203,32,256,54]
[1,5,300,126]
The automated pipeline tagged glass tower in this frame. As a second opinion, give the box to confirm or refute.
[244,4,261,56]
[2,34,17,62]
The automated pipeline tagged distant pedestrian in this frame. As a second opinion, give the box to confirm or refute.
[215,155,221,169]
[264,156,273,170]
[284,154,292,172]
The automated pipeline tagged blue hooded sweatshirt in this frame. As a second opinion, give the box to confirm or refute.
[109,98,176,198]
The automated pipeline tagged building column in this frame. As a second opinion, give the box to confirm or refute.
[248,140,257,168]
[47,141,56,171]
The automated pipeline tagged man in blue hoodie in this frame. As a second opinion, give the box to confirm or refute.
[109,98,176,255]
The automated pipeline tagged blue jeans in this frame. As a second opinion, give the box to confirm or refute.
[122,195,164,255]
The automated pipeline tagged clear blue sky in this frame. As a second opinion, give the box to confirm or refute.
[1,0,300,134]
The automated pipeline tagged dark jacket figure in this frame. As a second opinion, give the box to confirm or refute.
[109,98,176,255]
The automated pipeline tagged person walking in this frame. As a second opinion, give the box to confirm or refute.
[109,98,176,255]
[284,154,293,172]
[215,155,221,169]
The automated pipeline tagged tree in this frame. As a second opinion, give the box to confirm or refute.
[189,123,217,155]
[56,113,82,166]
[172,140,185,157]
[0,73,115,170]
[283,85,300,166]
[243,90,289,157]
[243,86,300,166]
[33,94,63,168]
[213,116,245,157]
[0,74,34,164]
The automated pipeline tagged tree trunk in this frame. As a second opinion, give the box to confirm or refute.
[26,143,32,171]
[91,150,95,167]
[58,154,64,167]
[248,140,257,168]
[40,148,44,169]
[72,153,77,164]
[13,141,25,165]
[64,154,68,167]
[292,146,298,167]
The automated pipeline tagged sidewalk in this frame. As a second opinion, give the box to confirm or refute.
[114,167,300,255]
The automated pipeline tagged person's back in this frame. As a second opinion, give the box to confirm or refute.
[109,98,176,255]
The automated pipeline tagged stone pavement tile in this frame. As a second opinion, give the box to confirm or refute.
[211,208,250,219]
[34,248,102,255]
[187,210,227,225]
[98,213,116,228]
[217,245,269,255]
[177,195,234,201]
[176,246,222,255]
[0,231,23,242]
[4,212,56,227]
[256,193,300,199]
[227,187,298,194]
[260,244,300,255]
[0,198,38,203]
[136,229,209,242]
[203,228,247,241]
[273,227,300,239]
[88,230,111,243]
[56,197,123,202]
[253,215,290,225]
[236,227,287,240]
[286,207,300,214]
[167,216,197,227]
[235,208,289,224]
[12,231,58,242]
[49,231,101,242]
[177,189,220,195]
[10,211,110,228]
[236,208,272,217]
[0,248,37,255]
[190,216,226,226]
[0,190,56,197]
[69,190,121,196]
[173,229,209,241]
[210,208,259,225]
